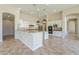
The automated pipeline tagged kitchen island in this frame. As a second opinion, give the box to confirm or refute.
[53,31,62,37]
[15,30,43,51]
[53,27,62,37]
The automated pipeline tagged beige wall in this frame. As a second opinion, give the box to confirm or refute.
[48,12,62,21]
[48,12,62,27]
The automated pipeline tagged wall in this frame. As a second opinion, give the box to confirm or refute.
[48,12,62,27]
[0,5,20,42]
[48,12,62,21]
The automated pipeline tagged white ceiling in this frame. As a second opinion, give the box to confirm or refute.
[1,4,79,18]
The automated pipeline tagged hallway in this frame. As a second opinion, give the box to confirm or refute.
[0,34,79,55]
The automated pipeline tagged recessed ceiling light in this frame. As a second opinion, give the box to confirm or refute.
[37,8,40,11]
[53,10,57,12]
[18,8,21,10]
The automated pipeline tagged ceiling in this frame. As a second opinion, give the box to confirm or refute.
[1,4,79,18]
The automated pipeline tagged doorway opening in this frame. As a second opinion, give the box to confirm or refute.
[67,19,77,34]
[2,13,15,41]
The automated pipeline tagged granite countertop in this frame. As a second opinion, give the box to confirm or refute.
[53,27,62,31]
[17,29,42,33]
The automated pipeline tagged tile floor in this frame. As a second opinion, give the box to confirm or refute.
[0,33,79,55]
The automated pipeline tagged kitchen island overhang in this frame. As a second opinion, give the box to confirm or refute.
[15,30,43,51]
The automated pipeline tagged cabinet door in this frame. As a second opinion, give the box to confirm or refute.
[33,32,43,45]
[44,32,48,40]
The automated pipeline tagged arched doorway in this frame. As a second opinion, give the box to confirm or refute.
[66,14,79,34]
[64,13,79,38]
[2,13,15,41]
[67,18,77,34]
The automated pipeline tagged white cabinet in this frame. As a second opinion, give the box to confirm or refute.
[44,32,48,40]
[53,31,62,37]
[15,31,43,51]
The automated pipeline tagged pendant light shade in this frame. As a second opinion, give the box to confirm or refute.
[42,19,47,24]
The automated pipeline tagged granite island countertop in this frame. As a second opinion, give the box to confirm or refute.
[17,29,43,33]
[53,27,62,31]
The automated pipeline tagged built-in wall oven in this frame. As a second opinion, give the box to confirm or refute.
[48,26,53,34]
